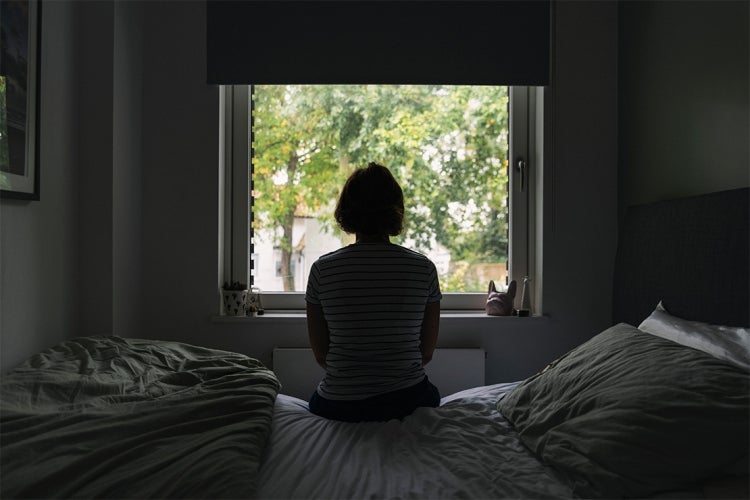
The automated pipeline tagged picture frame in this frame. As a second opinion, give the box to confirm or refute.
[1,0,41,200]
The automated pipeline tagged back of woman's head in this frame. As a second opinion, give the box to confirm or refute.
[335,162,405,236]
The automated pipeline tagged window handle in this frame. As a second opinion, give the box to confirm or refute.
[516,159,526,193]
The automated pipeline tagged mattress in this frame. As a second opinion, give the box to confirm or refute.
[257,383,574,499]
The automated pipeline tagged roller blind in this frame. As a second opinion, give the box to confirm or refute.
[206,1,550,85]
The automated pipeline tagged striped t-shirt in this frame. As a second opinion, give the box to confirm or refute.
[305,242,442,401]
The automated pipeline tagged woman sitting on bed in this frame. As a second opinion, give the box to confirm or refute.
[305,162,442,422]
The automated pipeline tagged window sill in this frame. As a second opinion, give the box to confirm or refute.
[441,311,547,320]
[211,311,547,322]
[211,311,306,322]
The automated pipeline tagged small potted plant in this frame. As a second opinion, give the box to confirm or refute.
[222,281,248,316]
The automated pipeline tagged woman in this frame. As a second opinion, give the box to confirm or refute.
[305,162,442,422]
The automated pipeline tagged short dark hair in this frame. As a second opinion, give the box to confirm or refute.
[334,162,405,236]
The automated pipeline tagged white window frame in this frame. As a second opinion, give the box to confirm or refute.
[220,85,540,312]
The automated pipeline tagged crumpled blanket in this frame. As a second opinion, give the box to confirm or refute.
[1,336,279,499]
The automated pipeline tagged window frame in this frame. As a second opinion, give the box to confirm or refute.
[220,85,538,312]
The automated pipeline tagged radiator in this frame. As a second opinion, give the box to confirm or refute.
[272,348,486,400]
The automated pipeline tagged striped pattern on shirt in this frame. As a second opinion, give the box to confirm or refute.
[305,242,442,401]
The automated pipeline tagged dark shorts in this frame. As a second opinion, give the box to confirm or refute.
[309,376,441,422]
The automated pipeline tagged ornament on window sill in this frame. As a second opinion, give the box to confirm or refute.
[221,281,248,316]
[486,280,516,316]
[516,276,531,317]
[246,287,265,316]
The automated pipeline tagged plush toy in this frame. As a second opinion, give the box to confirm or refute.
[485,279,516,316]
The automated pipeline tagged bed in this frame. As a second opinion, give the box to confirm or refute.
[2,187,748,499]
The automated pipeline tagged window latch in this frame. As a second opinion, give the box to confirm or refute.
[516,159,527,193]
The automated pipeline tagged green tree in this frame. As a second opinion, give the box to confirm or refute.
[252,86,344,290]
[251,85,509,291]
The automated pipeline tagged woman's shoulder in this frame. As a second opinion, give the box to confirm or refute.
[391,244,430,259]
[352,242,431,259]
[389,245,440,270]
[314,245,350,264]
[315,243,435,266]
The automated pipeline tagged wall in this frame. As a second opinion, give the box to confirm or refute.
[112,1,144,338]
[140,1,222,343]
[3,0,741,380]
[618,0,749,212]
[77,1,114,336]
[137,0,618,384]
[0,1,80,371]
[1,1,146,372]
[77,1,145,339]
[2,1,619,383]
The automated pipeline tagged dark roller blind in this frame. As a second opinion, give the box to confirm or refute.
[206,1,550,85]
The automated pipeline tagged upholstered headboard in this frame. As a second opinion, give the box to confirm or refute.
[613,187,749,328]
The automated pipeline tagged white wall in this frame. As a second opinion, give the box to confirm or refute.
[1,0,147,372]
[1,1,81,371]
[112,1,144,338]
[139,1,222,341]
[618,0,749,211]
[77,1,114,336]
[76,1,145,339]
[135,0,618,384]
[1,1,619,384]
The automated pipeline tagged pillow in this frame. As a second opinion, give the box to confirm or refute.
[497,323,749,499]
[639,301,750,371]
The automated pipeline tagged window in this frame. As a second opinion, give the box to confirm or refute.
[221,85,539,311]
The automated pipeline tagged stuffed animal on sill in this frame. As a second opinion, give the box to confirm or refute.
[485,279,516,316]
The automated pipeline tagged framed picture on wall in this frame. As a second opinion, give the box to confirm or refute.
[1,0,41,200]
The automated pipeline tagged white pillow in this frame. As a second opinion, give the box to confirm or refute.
[638,301,750,371]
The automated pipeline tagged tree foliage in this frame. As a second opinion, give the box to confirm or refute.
[252,85,509,291]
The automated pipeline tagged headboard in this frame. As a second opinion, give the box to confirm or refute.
[613,187,749,328]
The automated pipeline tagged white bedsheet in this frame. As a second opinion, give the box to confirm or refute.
[256,383,574,499]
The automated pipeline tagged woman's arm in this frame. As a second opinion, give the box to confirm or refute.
[420,301,440,366]
[306,302,330,369]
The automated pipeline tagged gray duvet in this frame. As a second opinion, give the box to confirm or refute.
[0,336,280,499]
[498,323,750,498]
